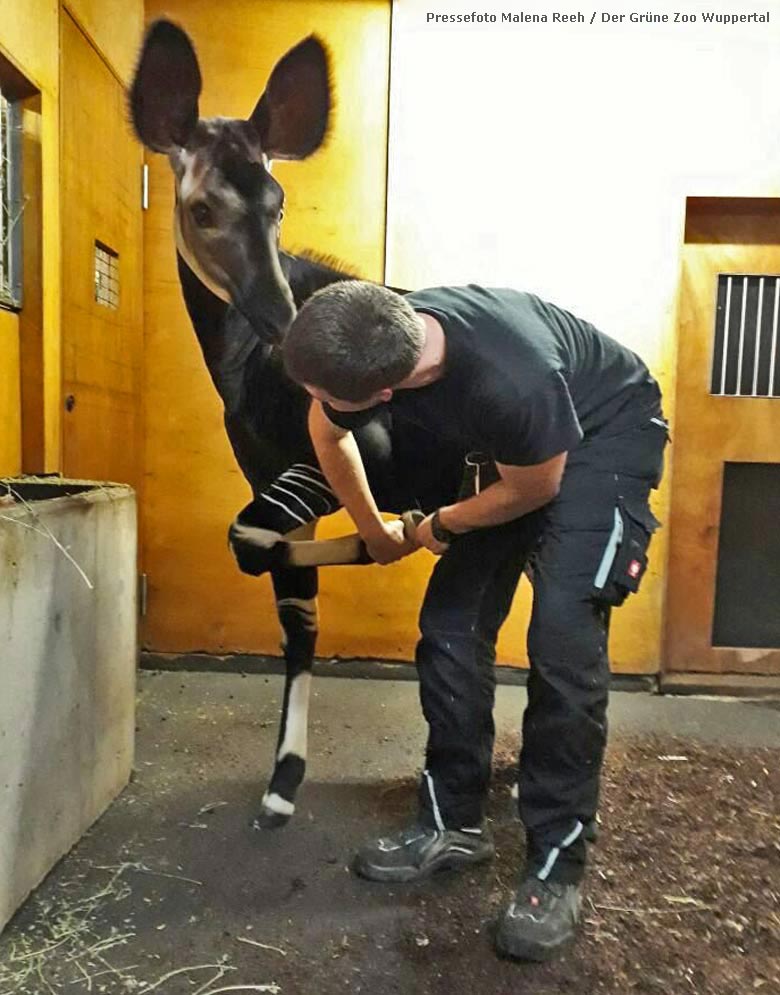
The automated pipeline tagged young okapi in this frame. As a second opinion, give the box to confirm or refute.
[130,20,465,828]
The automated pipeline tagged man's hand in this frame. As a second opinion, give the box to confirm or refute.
[364,519,418,565]
[415,514,451,556]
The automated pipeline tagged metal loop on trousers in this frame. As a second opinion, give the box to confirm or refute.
[461,451,492,497]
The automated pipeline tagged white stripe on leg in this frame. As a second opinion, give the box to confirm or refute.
[278,671,312,762]
[261,791,296,816]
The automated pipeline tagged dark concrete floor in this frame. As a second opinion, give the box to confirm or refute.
[1,672,778,995]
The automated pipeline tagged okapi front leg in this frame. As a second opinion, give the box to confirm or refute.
[253,552,319,829]
[228,460,423,572]
[224,466,335,829]
[228,462,343,576]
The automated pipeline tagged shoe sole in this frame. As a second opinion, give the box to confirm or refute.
[352,844,495,883]
[494,925,576,963]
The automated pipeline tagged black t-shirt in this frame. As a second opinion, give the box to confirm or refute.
[323,285,658,466]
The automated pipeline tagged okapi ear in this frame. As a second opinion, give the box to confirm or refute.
[129,19,201,153]
[250,36,331,160]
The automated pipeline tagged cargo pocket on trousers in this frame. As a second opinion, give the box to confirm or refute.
[591,497,660,607]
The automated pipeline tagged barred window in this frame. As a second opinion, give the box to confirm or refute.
[94,241,119,309]
[0,87,23,309]
[711,274,780,398]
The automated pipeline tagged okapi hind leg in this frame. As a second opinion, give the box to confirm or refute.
[253,538,319,830]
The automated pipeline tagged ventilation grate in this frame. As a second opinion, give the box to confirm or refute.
[94,240,119,309]
[711,274,780,397]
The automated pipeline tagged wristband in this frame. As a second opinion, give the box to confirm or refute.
[431,509,458,545]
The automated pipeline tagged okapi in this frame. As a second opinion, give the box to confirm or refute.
[129,20,465,828]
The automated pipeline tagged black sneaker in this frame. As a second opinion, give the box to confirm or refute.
[495,876,582,961]
[352,823,495,883]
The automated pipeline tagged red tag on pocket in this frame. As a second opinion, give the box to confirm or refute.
[628,559,641,579]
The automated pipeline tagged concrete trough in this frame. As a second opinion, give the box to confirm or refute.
[0,478,137,933]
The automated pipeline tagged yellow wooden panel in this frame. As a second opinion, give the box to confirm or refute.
[18,97,45,472]
[0,310,21,476]
[0,1,61,473]
[39,85,61,473]
[60,12,143,489]
[0,0,58,93]
[665,199,780,675]
[63,0,144,85]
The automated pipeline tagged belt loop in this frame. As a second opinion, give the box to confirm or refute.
[465,451,490,496]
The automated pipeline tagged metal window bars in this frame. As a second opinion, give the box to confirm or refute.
[0,89,23,309]
[711,274,780,398]
[94,241,119,309]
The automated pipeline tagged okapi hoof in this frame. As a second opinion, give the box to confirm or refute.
[251,791,295,830]
[251,807,292,831]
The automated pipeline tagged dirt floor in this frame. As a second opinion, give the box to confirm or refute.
[1,673,778,995]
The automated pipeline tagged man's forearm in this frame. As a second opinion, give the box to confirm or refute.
[438,478,555,534]
[309,404,385,537]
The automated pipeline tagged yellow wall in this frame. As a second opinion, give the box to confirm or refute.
[0,0,143,477]
[18,97,45,471]
[0,0,59,92]
[3,0,775,673]
[64,0,145,85]
[0,0,59,474]
[0,311,21,475]
[142,0,394,653]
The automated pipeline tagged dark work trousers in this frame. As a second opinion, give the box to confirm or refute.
[416,403,669,885]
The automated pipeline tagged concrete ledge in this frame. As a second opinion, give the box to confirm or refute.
[661,671,780,698]
[140,651,657,693]
[0,478,137,933]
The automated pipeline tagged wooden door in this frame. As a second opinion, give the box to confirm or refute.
[665,198,780,675]
[60,11,143,487]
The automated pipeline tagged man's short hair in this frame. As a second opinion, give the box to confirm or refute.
[282,280,425,402]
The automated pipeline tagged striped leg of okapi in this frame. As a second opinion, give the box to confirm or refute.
[229,462,341,576]
[225,464,338,829]
[253,529,320,830]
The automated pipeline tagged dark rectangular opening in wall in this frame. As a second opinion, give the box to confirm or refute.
[712,462,780,648]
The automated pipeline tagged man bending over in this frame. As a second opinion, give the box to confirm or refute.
[281,281,668,962]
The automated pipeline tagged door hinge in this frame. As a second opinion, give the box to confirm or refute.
[141,163,149,210]
[138,573,148,617]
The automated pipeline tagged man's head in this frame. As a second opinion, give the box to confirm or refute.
[282,281,425,409]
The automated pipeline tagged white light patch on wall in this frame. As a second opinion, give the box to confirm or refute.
[387,0,780,371]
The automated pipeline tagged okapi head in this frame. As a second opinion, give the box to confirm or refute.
[129,19,331,343]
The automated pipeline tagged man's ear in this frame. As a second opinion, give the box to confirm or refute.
[378,388,394,402]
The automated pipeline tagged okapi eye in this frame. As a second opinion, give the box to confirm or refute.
[191,202,214,229]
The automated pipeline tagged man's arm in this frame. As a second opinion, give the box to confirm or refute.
[415,453,567,554]
[308,401,416,564]
[439,453,567,533]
